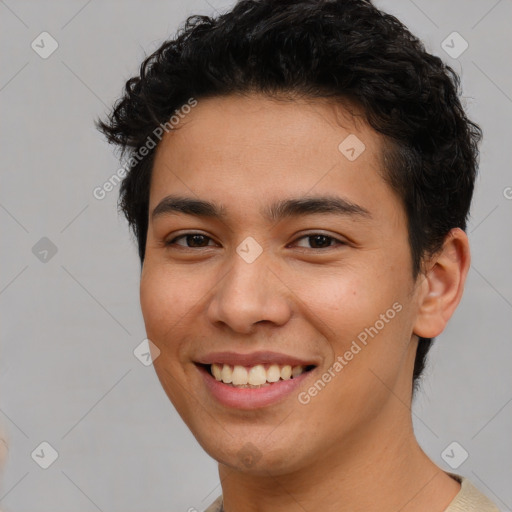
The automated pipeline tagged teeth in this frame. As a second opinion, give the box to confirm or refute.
[280,365,292,380]
[232,365,248,385]
[220,364,232,383]
[209,363,309,387]
[266,364,281,383]
[211,363,222,381]
[292,365,304,378]
[248,365,267,385]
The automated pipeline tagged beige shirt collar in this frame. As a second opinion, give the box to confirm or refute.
[204,473,501,512]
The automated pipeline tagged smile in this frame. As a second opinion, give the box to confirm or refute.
[195,352,318,409]
[208,363,314,388]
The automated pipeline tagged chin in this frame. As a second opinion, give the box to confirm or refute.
[194,428,310,476]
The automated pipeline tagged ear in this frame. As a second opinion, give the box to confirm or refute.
[413,228,471,338]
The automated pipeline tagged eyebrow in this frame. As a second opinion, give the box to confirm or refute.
[151,194,372,222]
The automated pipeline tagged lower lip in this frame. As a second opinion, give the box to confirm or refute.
[198,365,313,409]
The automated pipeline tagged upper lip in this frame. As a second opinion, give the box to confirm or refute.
[195,351,318,367]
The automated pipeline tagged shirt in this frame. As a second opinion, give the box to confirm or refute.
[203,473,501,512]
[444,473,501,512]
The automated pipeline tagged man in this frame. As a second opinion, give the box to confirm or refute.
[98,1,500,510]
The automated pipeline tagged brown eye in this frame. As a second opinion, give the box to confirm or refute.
[166,233,215,248]
[293,233,345,249]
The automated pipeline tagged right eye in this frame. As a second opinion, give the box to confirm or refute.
[164,233,218,248]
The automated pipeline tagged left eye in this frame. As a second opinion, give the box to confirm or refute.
[292,234,344,249]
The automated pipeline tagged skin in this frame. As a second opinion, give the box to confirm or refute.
[140,93,470,512]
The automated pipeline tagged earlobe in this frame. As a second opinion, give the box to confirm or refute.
[413,228,471,338]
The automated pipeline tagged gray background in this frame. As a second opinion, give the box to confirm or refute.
[1,0,511,510]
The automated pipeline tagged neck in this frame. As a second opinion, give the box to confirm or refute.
[218,387,460,512]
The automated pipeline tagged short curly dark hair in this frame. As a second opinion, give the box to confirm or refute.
[97,0,482,394]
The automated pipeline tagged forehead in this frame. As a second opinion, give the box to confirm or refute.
[149,94,401,226]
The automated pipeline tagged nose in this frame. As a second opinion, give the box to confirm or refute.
[207,252,293,334]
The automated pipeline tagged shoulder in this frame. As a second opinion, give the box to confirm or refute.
[200,476,502,512]
[444,473,501,512]
[203,495,223,512]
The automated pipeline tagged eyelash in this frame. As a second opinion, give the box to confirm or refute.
[164,232,346,250]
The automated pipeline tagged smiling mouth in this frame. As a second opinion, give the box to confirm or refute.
[199,363,316,388]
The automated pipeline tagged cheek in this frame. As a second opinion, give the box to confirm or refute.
[293,265,410,376]
[139,264,200,401]
[140,266,167,334]
[289,266,387,338]
[139,263,195,338]
[140,262,223,348]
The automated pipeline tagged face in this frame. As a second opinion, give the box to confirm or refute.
[140,94,424,475]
